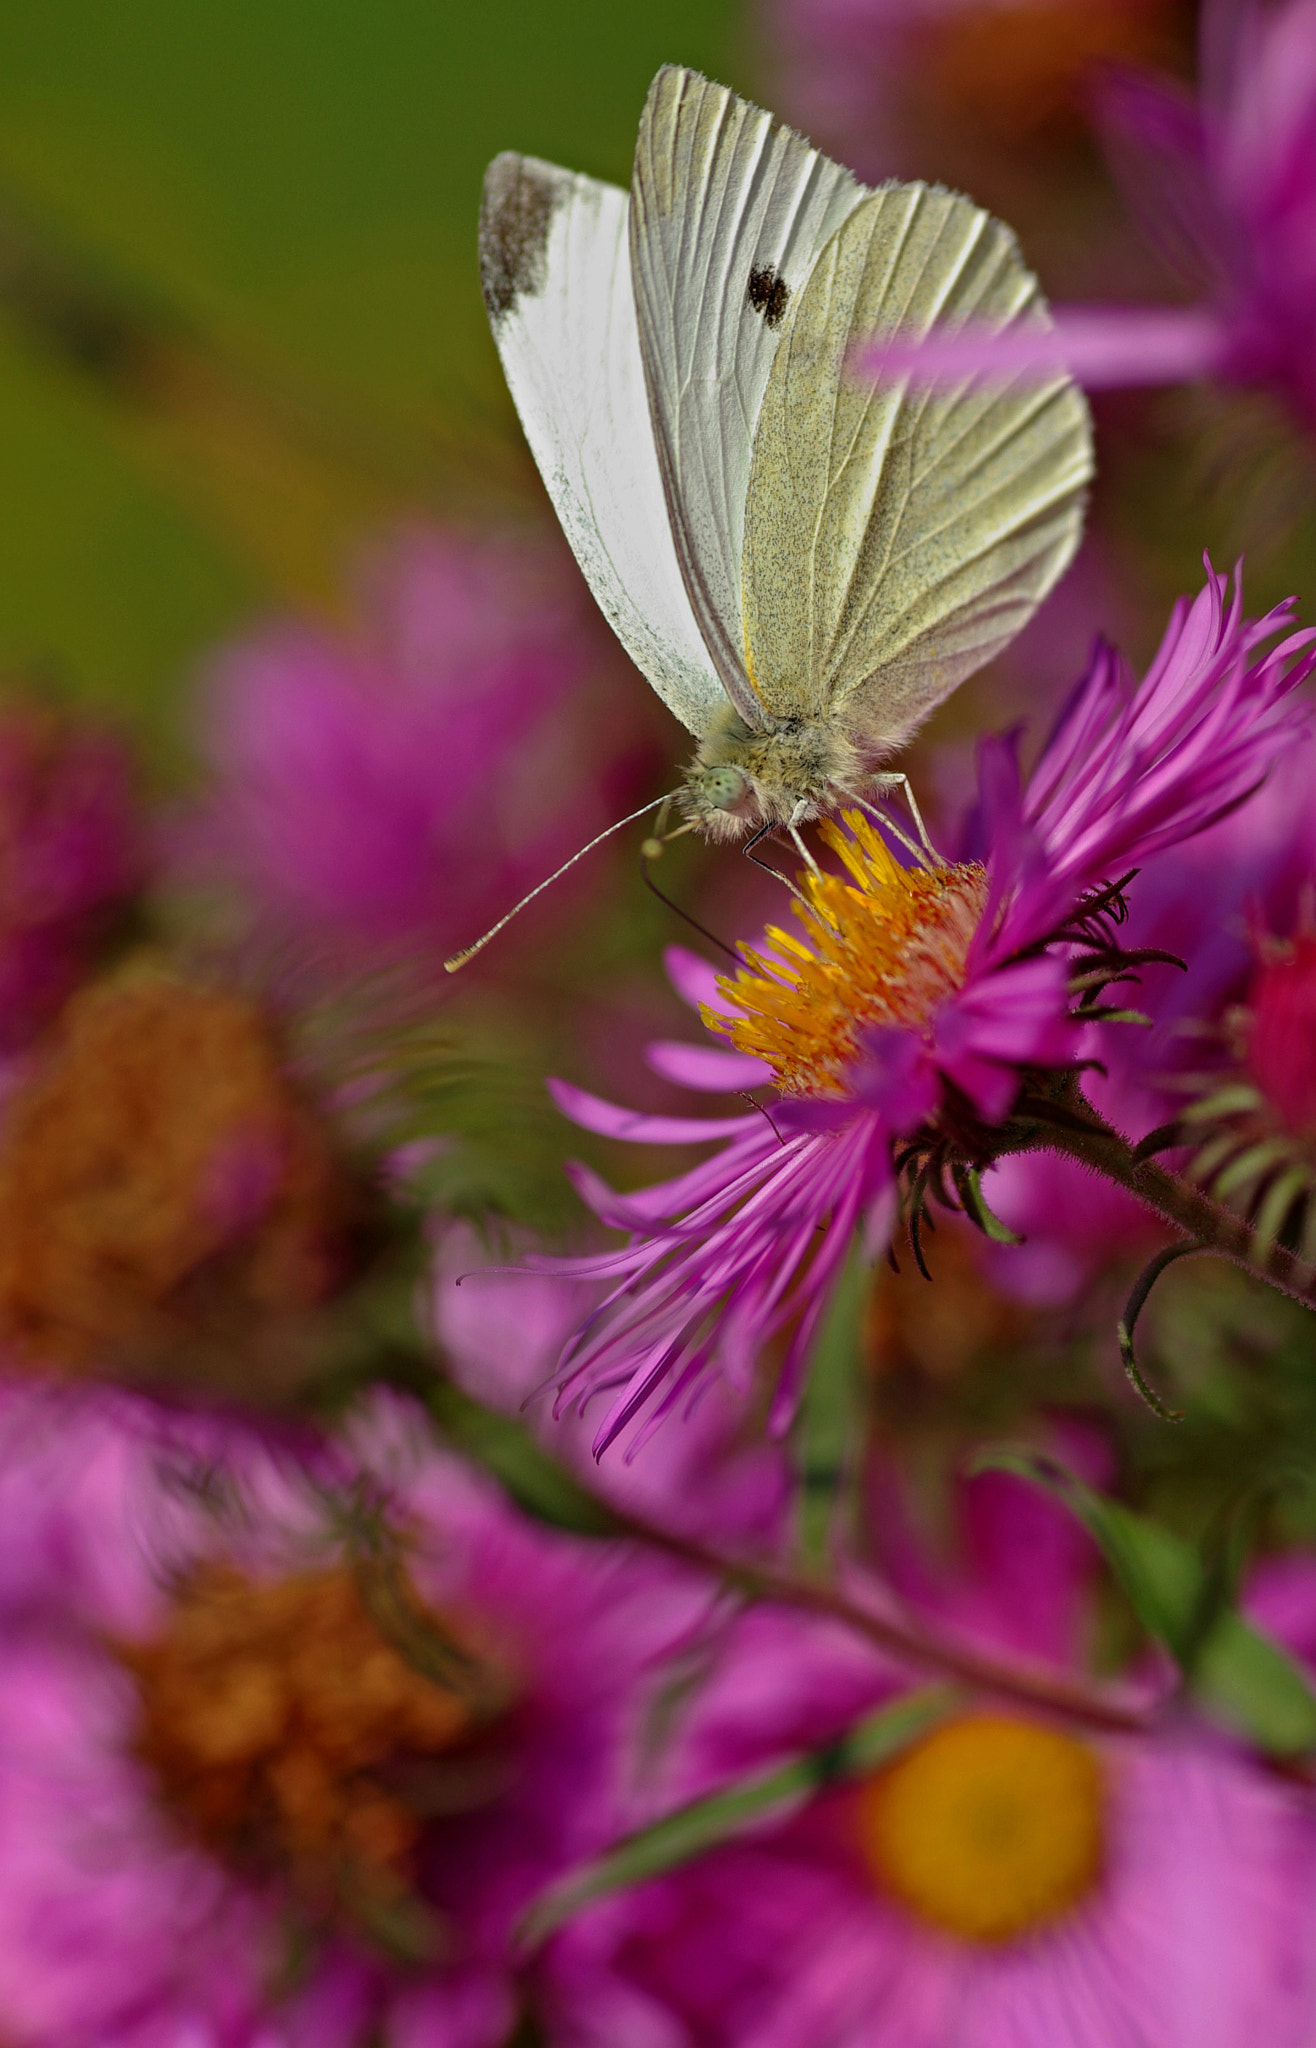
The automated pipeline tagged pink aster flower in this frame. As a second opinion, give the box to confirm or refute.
[0,700,140,1053]
[524,564,1314,1453]
[188,525,656,971]
[984,735,1316,1301]
[0,1386,705,2048]
[543,1455,1316,2048]
[1130,881,1316,1277]
[860,0,1316,430]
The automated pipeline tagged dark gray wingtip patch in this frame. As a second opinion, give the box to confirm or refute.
[480,154,561,322]
[747,264,790,328]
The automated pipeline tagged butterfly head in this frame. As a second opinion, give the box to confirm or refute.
[681,706,867,841]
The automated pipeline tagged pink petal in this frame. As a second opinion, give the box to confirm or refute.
[855,306,1230,391]
[645,1040,771,1091]
[664,945,727,1011]
[547,1078,757,1145]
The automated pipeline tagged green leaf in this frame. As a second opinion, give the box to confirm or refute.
[1194,1612,1316,1756]
[1213,1140,1296,1201]
[953,1164,1024,1246]
[1251,1165,1312,1259]
[1182,1083,1266,1123]
[515,1685,955,1947]
[969,1446,1316,1754]
[793,1237,868,1564]
[1073,1006,1152,1027]
[969,1447,1198,1652]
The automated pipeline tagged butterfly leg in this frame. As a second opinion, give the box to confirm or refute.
[742,821,812,908]
[838,780,941,869]
[836,786,926,866]
[872,774,939,860]
[786,802,823,879]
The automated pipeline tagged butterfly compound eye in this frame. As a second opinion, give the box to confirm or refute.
[688,764,751,814]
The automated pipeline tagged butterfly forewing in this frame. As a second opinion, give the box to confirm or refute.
[479,152,724,737]
[741,182,1094,747]
[629,65,867,728]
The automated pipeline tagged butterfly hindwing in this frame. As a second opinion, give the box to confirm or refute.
[629,66,867,728]
[480,151,724,737]
[741,181,1093,748]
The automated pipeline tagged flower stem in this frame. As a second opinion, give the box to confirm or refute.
[429,1375,1147,1732]
[1000,1074,1316,1309]
[606,1502,1151,1735]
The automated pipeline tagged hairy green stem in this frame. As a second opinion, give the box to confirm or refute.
[1000,1075,1316,1309]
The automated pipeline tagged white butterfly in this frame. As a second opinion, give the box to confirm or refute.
[480,64,1092,848]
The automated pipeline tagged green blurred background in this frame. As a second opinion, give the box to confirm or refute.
[0,0,738,748]
[5,0,1304,782]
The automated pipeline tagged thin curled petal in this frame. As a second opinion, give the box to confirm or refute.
[546,1079,757,1146]
[645,1041,772,1091]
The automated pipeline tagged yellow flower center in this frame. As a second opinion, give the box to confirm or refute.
[704,814,988,1098]
[855,1713,1105,1943]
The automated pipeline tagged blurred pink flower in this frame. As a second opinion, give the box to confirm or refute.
[0,702,140,1053]
[767,0,1174,182]
[529,566,1313,1452]
[1241,931,1316,1138]
[190,526,658,969]
[0,1387,706,2047]
[860,0,1316,429]
[766,0,976,178]
[430,1224,790,1545]
[544,1455,1316,2048]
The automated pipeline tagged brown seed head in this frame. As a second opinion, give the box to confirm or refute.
[120,1561,504,1924]
[0,966,354,1375]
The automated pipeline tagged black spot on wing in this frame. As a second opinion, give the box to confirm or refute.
[747,264,790,329]
[480,155,560,321]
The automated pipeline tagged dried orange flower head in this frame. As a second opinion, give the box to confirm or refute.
[0,966,356,1375]
[120,1559,507,1935]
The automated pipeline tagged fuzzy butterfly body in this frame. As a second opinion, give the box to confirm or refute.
[480,66,1093,841]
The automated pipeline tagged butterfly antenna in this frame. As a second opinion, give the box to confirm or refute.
[639,827,740,964]
[444,792,682,973]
